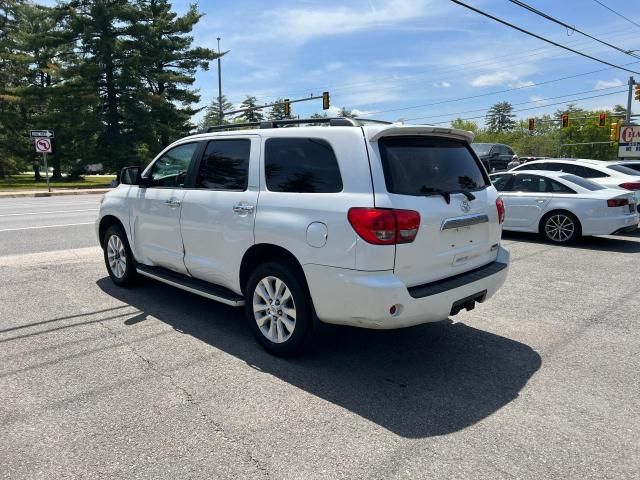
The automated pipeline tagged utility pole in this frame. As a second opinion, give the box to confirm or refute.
[627,76,634,125]
[217,37,223,124]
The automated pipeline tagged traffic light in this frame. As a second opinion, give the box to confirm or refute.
[283,99,290,116]
[528,118,535,131]
[322,91,330,110]
[599,113,606,127]
[610,122,619,142]
[635,84,640,101]
[562,114,569,128]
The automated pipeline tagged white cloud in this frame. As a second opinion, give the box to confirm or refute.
[471,71,518,87]
[508,80,534,88]
[470,71,535,88]
[594,78,623,89]
[325,62,344,72]
[240,0,437,44]
[530,95,549,106]
[433,81,451,88]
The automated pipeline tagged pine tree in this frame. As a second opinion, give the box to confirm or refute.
[129,0,216,151]
[236,95,265,122]
[199,95,234,128]
[485,101,516,133]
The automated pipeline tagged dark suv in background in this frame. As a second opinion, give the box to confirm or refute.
[471,143,517,172]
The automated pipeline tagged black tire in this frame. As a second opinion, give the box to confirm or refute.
[103,224,138,286]
[244,261,313,356]
[541,211,581,244]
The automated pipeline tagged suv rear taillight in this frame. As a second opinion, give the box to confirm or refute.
[607,198,629,207]
[619,182,640,190]
[496,197,505,224]
[347,208,420,245]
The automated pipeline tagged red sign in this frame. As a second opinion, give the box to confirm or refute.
[35,138,52,153]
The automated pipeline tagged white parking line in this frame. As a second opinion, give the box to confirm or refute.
[0,209,98,217]
[0,222,94,232]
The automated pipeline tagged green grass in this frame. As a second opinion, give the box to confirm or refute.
[0,173,116,191]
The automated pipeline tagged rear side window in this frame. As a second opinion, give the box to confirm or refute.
[265,138,342,193]
[618,163,640,173]
[378,136,488,196]
[608,164,639,175]
[569,165,608,179]
[196,139,250,191]
[559,174,606,191]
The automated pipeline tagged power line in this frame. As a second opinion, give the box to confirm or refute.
[592,0,640,30]
[415,89,627,125]
[450,0,640,75]
[363,60,639,116]
[226,27,639,106]
[399,84,625,122]
[508,0,640,58]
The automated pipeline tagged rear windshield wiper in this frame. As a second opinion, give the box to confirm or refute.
[417,187,476,203]
[418,187,451,204]
[451,190,476,201]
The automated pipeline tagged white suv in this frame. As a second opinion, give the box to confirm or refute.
[97,118,510,355]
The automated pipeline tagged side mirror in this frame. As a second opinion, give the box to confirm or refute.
[120,166,148,187]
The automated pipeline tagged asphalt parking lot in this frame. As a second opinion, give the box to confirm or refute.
[1,198,639,479]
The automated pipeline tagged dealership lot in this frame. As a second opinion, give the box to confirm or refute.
[0,199,639,479]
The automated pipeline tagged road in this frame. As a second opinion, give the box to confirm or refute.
[1,196,639,479]
[0,196,101,256]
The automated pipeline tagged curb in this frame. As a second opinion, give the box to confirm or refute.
[0,188,112,199]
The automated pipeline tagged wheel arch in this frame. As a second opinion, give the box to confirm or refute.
[538,209,582,235]
[99,215,126,248]
[239,243,307,295]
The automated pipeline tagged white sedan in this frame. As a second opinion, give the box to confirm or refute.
[490,170,639,244]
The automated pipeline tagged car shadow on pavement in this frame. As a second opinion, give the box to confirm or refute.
[502,231,640,253]
[97,277,541,439]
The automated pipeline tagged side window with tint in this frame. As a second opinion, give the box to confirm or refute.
[491,174,512,191]
[540,163,564,172]
[574,165,608,179]
[150,143,198,188]
[511,174,545,193]
[265,138,343,193]
[548,179,575,193]
[196,139,250,190]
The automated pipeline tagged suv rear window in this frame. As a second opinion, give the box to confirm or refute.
[378,136,488,196]
[265,138,343,193]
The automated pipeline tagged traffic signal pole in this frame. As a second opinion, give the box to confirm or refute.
[627,76,634,125]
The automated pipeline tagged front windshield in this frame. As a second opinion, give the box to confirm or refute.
[471,143,492,155]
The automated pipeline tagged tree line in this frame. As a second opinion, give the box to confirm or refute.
[1,1,625,181]
[454,101,627,160]
[0,0,217,179]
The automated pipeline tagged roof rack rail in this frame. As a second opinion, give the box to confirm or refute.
[202,116,391,133]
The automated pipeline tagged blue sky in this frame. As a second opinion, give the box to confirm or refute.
[50,0,640,125]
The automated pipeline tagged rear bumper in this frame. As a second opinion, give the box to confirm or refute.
[303,246,510,329]
[581,213,639,236]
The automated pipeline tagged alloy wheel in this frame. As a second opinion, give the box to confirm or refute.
[545,214,575,243]
[252,276,296,344]
[107,234,127,279]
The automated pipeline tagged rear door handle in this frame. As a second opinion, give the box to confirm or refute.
[536,199,547,203]
[233,203,255,215]
[165,199,181,208]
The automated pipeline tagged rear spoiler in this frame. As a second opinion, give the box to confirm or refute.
[367,125,474,143]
